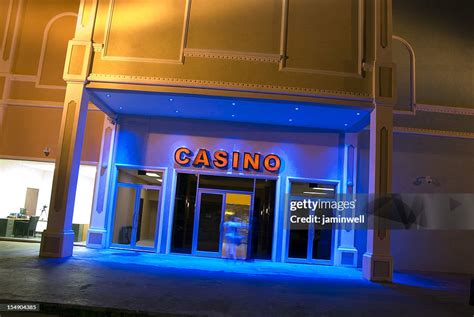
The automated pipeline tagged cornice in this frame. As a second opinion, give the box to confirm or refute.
[393,126,474,139]
[416,103,474,116]
[87,73,372,101]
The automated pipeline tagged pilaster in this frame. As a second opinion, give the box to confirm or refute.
[87,116,117,248]
[335,133,359,267]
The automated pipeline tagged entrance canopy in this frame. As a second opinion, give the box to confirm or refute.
[87,88,371,132]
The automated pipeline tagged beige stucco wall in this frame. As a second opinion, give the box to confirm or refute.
[0,0,104,162]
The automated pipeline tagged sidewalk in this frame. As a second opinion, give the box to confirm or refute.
[0,241,472,316]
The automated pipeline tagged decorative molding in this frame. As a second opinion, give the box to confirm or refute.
[75,0,98,41]
[0,0,23,73]
[4,99,100,111]
[392,35,416,113]
[416,103,474,116]
[1,0,14,61]
[393,126,474,140]
[183,48,280,63]
[101,0,191,65]
[87,73,372,99]
[93,42,104,52]
[279,0,364,78]
[63,40,93,82]
[5,99,64,108]
[36,12,77,90]
[380,0,389,49]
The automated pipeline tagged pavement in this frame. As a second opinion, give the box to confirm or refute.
[0,240,472,317]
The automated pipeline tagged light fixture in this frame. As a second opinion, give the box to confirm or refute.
[413,176,440,186]
[344,123,348,126]
[169,98,173,102]
[312,187,334,191]
[175,110,179,113]
[356,112,360,116]
[231,114,235,117]
[232,102,236,106]
[303,191,325,195]
[119,106,123,110]
[289,118,293,122]
[145,172,161,178]
[295,107,299,111]
[106,94,111,98]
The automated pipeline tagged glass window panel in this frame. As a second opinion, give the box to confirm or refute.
[312,208,333,260]
[288,206,309,259]
[135,188,160,248]
[197,193,223,252]
[251,179,276,260]
[171,173,198,253]
[117,168,163,186]
[112,186,136,245]
[199,175,253,192]
[222,193,251,259]
[290,182,336,199]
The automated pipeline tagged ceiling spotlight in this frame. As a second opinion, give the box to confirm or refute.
[231,114,235,117]
[232,102,236,106]
[175,110,179,113]
[169,98,173,102]
[289,118,293,122]
[105,94,111,98]
[344,123,348,126]
[295,107,299,111]
[119,106,123,110]
[356,112,360,116]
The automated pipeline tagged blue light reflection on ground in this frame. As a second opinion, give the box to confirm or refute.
[38,246,457,292]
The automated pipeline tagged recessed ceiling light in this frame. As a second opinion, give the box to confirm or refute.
[295,107,299,111]
[356,112,360,116]
[344,123,348,126]
[289,118,293,122]
[105,94,111,98]
[175,110,179,113]
[119,106,123,110]
[169,98,173,102]
[145,172,161,178]
[312,187,334,191]
[231,114,235,117]
[232,102,236,106]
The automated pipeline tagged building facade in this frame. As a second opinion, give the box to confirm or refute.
[1,0,472,282]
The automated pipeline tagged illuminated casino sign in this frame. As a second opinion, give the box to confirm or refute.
[174,147,281,173]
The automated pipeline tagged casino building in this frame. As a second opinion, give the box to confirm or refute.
[0,0,473,282]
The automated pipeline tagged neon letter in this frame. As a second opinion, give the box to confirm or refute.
[174,147,192,166]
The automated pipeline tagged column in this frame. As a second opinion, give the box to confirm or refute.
[39,83,89,257]
[87,117,117,248]
[362,105,393,281]
[40,0,97,257]
[335,133,358,267]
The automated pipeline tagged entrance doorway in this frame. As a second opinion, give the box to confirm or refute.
[171,173,276,260]
[193,189,252,259]
[286,181,337,264]
[111,168,163,250]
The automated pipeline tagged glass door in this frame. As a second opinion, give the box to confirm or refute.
[193,189,253,259]
[193,191,224,256]
[222,193,252,260]
[111,184,161,250]
[287,198,334,264]
[135,186,161,248]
